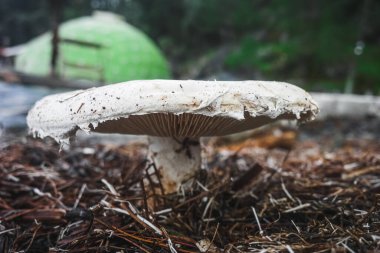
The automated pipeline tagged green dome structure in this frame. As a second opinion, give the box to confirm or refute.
[15,12,171,84]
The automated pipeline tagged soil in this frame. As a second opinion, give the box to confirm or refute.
[0,117,379,252]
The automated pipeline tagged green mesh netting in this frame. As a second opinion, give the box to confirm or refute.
[15,12,171,84]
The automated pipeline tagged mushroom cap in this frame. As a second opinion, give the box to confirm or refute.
[27,80,319,143]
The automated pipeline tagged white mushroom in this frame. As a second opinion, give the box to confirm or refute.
[27,80,319,193]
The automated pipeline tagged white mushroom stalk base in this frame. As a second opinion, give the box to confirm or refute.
[147,136,201,194]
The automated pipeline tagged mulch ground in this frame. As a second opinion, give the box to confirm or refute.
[0,117,380,252]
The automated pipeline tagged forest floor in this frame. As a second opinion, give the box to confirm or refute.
[0,117,380,252]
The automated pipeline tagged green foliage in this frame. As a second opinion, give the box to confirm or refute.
[357,45,380,94]
[357,46,380,80]
[220,0,380,93]
[225,37,298,74]
[1,0,380,93]
[313,80,346,93]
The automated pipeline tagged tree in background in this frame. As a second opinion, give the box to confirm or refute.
[1,0,379,93]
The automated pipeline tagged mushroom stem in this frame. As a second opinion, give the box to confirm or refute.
[148,136,201,194]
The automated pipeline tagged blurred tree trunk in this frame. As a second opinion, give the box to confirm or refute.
[344,0,370,93]
[49,0,64,78]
